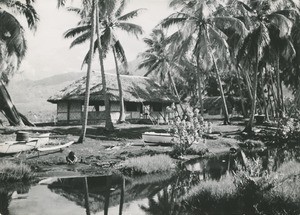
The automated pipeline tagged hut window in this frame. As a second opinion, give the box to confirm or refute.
[152,103,162,112]
[125,102,138,111]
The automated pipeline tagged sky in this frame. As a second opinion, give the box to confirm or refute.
[16,0,173,80]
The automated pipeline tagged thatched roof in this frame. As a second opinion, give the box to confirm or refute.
[47,72,177,104]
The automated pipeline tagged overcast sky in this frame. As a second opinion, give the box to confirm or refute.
[15,0,173,80]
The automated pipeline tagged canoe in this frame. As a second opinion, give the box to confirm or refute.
[27,133,51,148]
[0,133,50,155]
[142,132,177,145]
[38,141,74,152]
[0,141,36,154]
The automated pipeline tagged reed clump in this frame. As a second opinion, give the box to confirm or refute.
[0,160,34,182]
[121,154,174,176]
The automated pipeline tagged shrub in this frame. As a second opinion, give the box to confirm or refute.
[170,107,209,157]
[181,160,300,214]
[0,160,34,182]
[121,154,174,176]
[182,175,238,214]
[276,117,300,144]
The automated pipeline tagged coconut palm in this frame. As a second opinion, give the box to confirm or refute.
[0,0,38,126]
[64,0,143,124]
[138,28,185,113]
[160,0,247,124]
[237,0,298,132]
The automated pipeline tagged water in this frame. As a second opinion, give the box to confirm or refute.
[1,146,299,215]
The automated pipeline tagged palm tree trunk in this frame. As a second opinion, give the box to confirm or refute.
[212,57,230,125]
[77,0,96,143]
[95,2,114,131]
[238,64,253,101]
[269,72,278,118]
[167,70,184,114]
[0,80,25,126]
[267,83,275,118]
[236,66,247,117]
[83,177,91,215]
[112,46,125,123]
[119,177,125,215]
[280,78,285,117]
[205,27,230,125]
[275,52,283,118]
[244,45,259,132]
[196,55,204,116]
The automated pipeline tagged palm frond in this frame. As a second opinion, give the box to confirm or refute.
[115,0,127,17]
[64,25,91,38]
[118,8,145,21]
[114,40,128,67]
[268,13,293,38]
[66,6,83,16]
[0,10,27,59]
[213,16,248,38]
[116,22,143,37]
[12,1,39,30]
[159,12,188,29]
[70,31,91,48]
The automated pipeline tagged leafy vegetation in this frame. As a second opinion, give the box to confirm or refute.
[0,161,34,182]
[170,107,209,157]
[120,154,175,176]
[182,160,300,215]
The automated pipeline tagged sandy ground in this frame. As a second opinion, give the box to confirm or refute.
[0,121,244,178]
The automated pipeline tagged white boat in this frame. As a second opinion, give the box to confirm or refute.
[142,132,177,145]
[0,141,36,155]
[0,133,50,155]
[37,141,74,152]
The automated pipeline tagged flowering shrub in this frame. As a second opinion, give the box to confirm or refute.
[169,106,210,157]
[277,118,300,142]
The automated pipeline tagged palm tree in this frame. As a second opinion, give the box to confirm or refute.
[0,0,38,126]
[160,0,247,124]
[138,28,184,113]
[59,0,114,135]
[64,0,143,124]
[78,0,96,143]
[237,0,297,132]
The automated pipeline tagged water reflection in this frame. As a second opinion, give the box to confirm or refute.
[0,183,30,215]
[1,146,299,215]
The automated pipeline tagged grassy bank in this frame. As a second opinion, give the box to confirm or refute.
[120,154,175,176]
[181,161,300,215]
[0,160,34,182]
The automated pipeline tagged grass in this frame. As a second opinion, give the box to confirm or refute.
[0,160,34,182]
[121,154,175,176]
[182,174,238,214]
[181,161,300,215]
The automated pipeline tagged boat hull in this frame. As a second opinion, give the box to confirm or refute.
[0,133,50,155]
[142,132,176,145]
[0,142,35,155]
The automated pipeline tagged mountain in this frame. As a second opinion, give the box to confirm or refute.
[5,60,147,123]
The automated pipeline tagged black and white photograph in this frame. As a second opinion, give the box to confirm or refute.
[0,0,300,214]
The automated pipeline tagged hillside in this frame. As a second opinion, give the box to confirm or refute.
[5,60,147,123]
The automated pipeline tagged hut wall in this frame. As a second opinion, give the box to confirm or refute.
[57,101,68,121]
[87,111,105,124]
[69,102,82,121]
[150,104,168,124]
[57,101,82,123]
[87,102,120,124]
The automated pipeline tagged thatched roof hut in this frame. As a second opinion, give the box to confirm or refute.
[47,72,178,124]
[47,72,177,104]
